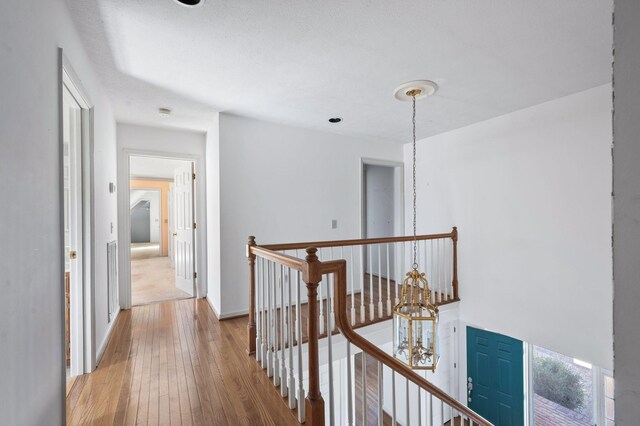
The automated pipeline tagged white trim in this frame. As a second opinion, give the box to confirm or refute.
[119,149,205,309]
[96,308,120,364]
[595,367,614,426]
[130,176,174,182]
[206,296,249,320]
[60,49,97,375]
[525,343,534,426]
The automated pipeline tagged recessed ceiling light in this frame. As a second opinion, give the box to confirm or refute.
[173,0,205,6]
[159,107,172,116]
[328,117,342,123]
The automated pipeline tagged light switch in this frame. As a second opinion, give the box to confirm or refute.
[331,219,338,229]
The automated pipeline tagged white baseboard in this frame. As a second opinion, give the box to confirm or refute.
[206,296,249,320]
[219,308,250,319]
[206,296,220,318]
[96,308,120,366]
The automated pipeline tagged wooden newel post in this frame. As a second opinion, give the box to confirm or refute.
[303,247,325,426]
[451,227,459,300]
[247,235,257,355]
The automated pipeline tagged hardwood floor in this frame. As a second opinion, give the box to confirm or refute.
[354,352,397,426]
[66,299,299,425]
[67,276,458,425]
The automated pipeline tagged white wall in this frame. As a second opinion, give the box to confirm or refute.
[129,189,161,243]
[216,114,403,317]
[404,85,613,370]
[612,0,640,422]
[117,123,208,305]
[0,0,117,424]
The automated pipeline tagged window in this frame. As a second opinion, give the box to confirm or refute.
[527,345,615,425]
[531,346,593,425]
[603,374,615,426]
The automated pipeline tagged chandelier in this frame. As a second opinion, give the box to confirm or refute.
[392,80,440,371]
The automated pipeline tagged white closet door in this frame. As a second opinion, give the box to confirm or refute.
[173,165,195,296]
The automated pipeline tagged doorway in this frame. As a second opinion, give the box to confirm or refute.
[466,326,525,425]
[361,159,404,278]
[61,64,92,380]
[128,156,196,306]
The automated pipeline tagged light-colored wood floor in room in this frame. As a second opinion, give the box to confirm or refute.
[66,299,299,426]
[131,243,162,260]
[131,257,191,306]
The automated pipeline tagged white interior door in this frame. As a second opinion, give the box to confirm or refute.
[63,83,84,376]
[174,165,195,296]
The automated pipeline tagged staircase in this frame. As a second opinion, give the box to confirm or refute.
[246,229,491,426]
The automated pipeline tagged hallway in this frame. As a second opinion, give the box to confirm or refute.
[66,299,298,425]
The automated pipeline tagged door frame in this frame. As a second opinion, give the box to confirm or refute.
[359,158,405,239]
[168,183,175,266]
[59,50,97,375]
[119,151,200,309]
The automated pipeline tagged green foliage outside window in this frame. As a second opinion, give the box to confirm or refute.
[533,356,585,411]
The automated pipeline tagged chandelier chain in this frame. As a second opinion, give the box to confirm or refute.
[412,95,418,269]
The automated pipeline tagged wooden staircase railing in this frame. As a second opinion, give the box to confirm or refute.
[247,229,491,425]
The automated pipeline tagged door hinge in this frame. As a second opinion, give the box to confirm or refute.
[193,222,197,229]
[194,272,197,279]
[454,326,457,332]
[193,172,196,180]
[454,363,457,368]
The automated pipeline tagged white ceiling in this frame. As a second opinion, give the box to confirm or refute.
[130,156,192,179]
[68,0,613,142]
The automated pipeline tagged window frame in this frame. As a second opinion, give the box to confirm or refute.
[524,344,614,426]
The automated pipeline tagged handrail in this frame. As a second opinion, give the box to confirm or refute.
[328,257,492,426]
[250,245,305,271]
[254,227,459,304]
[246,230,472,425]
[261,228,457,251]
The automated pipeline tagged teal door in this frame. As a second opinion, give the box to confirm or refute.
[467,327,524,425]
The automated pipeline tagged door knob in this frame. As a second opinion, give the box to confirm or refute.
[467,377,473,402]
[172,232,178,237]
[69,250,77,260]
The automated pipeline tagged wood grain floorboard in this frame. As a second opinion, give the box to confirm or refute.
[354,352,398,426]
[67,299,299,426]
[68,276,454,425]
